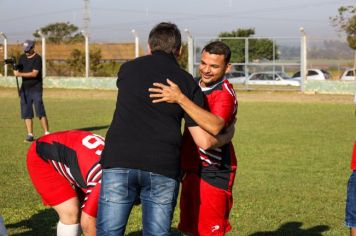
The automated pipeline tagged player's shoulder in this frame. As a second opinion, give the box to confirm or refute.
[218,79,235,95]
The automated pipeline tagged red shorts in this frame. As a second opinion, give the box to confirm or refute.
[26,142,100,217]
[178,172,234,236]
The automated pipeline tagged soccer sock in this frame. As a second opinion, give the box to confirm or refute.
[57,221,81,236]
[28,133,33,137]
[45,131,50,135]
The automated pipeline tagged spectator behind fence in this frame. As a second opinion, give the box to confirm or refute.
[14,39,50,142]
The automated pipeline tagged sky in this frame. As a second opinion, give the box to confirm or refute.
[0,0,354,44]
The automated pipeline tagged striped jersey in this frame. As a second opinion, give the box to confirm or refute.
[181,78,238,190]
[35,130,104,209]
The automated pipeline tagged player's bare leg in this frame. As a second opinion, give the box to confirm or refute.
[81,212,96,236]
[39,116,49,134]
[53,197,81,236]
[24,118,33,135]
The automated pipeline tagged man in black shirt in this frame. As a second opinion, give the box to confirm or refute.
[14,40,50,142]
[97,22,230,236]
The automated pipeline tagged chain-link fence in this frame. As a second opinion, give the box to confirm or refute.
[307,37,354,80]
[192,36,354,91]
[0,40,142,77]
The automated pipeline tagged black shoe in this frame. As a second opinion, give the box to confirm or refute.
[24,135,34,142]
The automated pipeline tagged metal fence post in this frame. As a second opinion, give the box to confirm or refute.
[0,32,7,77]
[131,29,139,58]
[185,29,194,76]
[81,30,89,78]
[38,31,46,78]
[300,27,307,92]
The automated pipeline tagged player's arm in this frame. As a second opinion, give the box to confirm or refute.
[188,120,235,150]
[80,212,96,236]
[149,79,225,136]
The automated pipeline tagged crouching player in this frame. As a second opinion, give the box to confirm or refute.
[150,41,237,235]
[27,130,104,236]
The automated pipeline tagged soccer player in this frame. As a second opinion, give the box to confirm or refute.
[346,141,356,236]
[149,41,238,235]
[27,130,104,236]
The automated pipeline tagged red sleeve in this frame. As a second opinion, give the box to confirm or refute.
[209,89,236,126]
[82,183,101,218]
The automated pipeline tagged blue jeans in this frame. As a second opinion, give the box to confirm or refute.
[96,168,179,236]
[346,171,356,228]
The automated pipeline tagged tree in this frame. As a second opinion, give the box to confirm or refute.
[218,28,277,67]
[330,6,356,71]
[178,43,188,70]
[66,49,85,76]
[66,48,105,76]
[33,22,83,44]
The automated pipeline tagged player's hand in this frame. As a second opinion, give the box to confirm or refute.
[148,79,185,104]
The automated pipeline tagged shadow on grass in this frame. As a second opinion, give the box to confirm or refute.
[249,221,330,236]
[6,208,57,236]
[126,227,181,236]
[75,125,110,132]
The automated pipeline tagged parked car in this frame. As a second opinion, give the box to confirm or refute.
[340,69,356,81]
[225,71,246,84]
[245,71,301,86]
[292,69,332,80]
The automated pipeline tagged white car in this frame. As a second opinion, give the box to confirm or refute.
[245,71,301,86]
[340,69,356,81]
[292,69,332,80]
[225,71,246,84]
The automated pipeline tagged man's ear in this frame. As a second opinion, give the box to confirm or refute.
[177,46,182,57]
[147,44,152,55]
[225,63,232,73]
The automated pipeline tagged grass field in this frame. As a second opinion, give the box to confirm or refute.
[0,87,355,236]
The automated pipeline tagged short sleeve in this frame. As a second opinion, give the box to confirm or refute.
[209,90,236,125]
[82,182,101,217]
[33,55,42,71]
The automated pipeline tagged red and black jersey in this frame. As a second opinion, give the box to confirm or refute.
[34,130,104,208]
[350,141,356,170]
[181,78,238,191]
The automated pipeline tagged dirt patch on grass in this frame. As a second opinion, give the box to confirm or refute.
[0,87,353,104]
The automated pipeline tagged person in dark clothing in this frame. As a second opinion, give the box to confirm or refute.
[96,22,231,236]
[14,39,50,142]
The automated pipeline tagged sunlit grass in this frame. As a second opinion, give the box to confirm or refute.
[0,88,354,235]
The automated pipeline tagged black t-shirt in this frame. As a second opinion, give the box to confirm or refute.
[101,51,205,179]
[18,53,42,90]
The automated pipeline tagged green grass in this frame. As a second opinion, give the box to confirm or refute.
[0,88,354,235]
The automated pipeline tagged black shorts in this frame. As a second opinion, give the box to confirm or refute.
[20,87,46,119]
